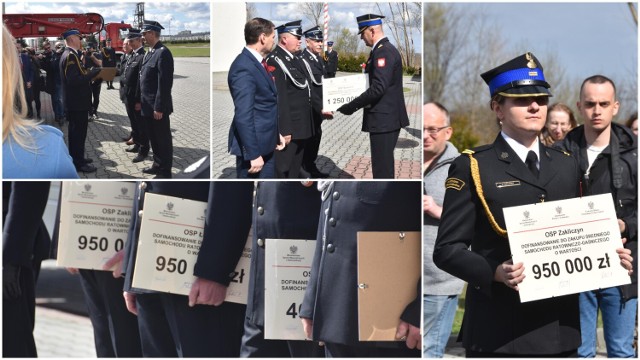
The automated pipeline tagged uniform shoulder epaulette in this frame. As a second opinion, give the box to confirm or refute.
[468,143,492,154]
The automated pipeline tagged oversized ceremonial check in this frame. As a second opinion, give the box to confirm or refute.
[57,182,135,270]
[505,193,630,303]
[264,239,315,340]
[131,193,250,304]
[322,74,368,112]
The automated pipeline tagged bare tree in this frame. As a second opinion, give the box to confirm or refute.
[423,3,472,102]
[297,2,324,27]
[376,2,421,68]
[246,3,257,22]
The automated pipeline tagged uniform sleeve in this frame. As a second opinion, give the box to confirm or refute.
[193,182,254,286]
[154,50,174,113]
[399,280,421,327]
[3,182,51,267]
[433,156,499,298]
[346,47,395,110]
[63,53,100,88]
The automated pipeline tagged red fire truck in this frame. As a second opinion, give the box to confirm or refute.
[3,13,132,71]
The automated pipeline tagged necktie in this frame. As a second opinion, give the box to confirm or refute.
[525,151,539,178]
[261,58,268,73]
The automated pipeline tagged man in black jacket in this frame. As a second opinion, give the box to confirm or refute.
[102,39,117,89]
[120,30,150,163]
[60,28,101,173]
[559,75,638,358]
[336,14,409,179]
[139,20,174,178]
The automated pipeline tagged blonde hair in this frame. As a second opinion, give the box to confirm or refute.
[3,25,41,149]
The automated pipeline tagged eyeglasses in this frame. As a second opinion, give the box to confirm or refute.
[424,126,450,135]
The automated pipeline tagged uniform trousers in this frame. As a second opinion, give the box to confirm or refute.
[2,262,40,357]
[302,111,323,171]
[324,342,420,357]
[67,110,89,167]
[144,114,173,174]
[369,129,400,179]
[125,102,149,154]
[90,80,102,115]
[275,139,306,178]
[136,292,245,357]
[240,319,324,357]
[79,270,142,357]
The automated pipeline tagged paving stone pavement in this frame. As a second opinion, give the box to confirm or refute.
[211,71,422,179]
[36,57,210,179]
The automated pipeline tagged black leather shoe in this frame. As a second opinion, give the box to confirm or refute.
[84,158,94,164]
[125,144,140,153]
[142,166,160,175]
[76,164,97,173]
[132,153,148,163]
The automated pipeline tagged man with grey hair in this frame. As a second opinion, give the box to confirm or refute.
[422,102,463,357]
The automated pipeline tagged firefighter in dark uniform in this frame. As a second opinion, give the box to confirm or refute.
[202,181,324,356]
[59,28,101,173]
[122,181,246,357]
[102,38,117,89]
[300,181,422,357]
[336,14,409,179]
[432,53,631,357]
[267,20,313,178]
[324,41,338,79]
[139,20,174,179]
[120,29,150,163]
[300,26,332,178]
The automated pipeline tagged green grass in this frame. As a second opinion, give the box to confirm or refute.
[164,43,209,57]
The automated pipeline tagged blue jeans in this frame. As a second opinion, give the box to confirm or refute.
[578,288,637,358]
[53,82,64,119]
[423,295,458,358]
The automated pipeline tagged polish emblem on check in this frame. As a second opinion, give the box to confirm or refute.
[167,202,174,211]
[84,184,92,192]
[121,187,128,196]
[289,245,298,255]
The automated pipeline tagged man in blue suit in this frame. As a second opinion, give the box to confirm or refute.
[228,18,284,178]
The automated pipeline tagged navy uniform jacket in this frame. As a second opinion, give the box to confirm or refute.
[3,182,51,267]
[228,48,279,161]
[101,47,117,67]
[433,135,582,355]
[197,182,321,326]
[267,45,313,140]
[139,41,174,117]
[299,48,325,114]
[59,47,100,111]
[324,50,338,76]
[300,182,422,345]
[120,48,145,105]
[345,37,409,133]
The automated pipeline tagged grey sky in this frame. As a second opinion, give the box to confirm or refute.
[4,2,211,34]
